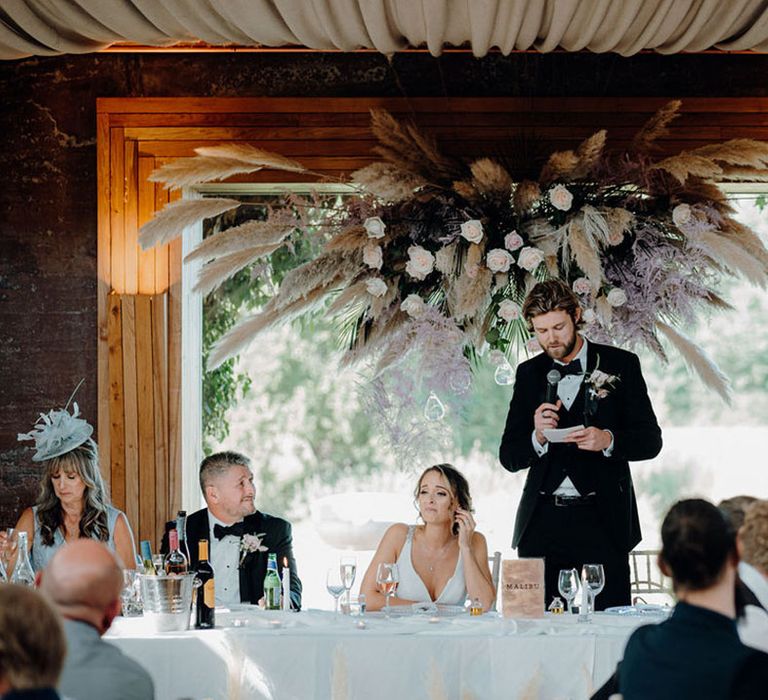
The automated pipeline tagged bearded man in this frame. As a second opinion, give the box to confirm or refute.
[499,279,662,608]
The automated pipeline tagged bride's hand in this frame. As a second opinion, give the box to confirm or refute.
[454,508,476,549]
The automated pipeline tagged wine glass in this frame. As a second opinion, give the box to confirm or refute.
[340,556,357,610]
[326,567,346,615]
[376,562,399,619]
[582,564,605,613]
[557,568,579,614]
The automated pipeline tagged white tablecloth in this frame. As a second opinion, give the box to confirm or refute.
[106,608,663,700]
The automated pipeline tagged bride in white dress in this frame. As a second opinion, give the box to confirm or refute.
[360,464,496,611]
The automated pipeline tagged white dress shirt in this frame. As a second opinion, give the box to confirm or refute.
[738,561,768,653]
[531,337,613,496]
[207,512,242,607]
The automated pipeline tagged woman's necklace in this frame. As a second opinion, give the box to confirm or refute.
[418,536,455,572]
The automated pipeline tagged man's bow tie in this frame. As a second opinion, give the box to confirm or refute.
[214,522,245,539]
[554,359,583,377]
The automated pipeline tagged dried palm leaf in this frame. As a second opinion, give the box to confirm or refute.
[466,242,484,271]
[539,150,580,184]
[148,156,258,190]
[703,291,735,311]
[632,100,682,150]
[601,207,635,243]
[326,281,369,316]
[370,279,399,319]
[435,242,459,275]
[568,218,603,288]
[359,311,409,371]
[693,231,767,287]
[690,139,768,169]
[470,157,513,194]
[720,219,768,269]
[193,245,283,296]
[571,130,607,179]
[185,219,293,264]
[450,267,492,322]
[656,321,731,402]
[595,295,613,326]
[652,154,722,185]
[324,225,369,253]
[513,180,541,214]
[580,205,612,247]
[351,163,425,202]
[139,198,241,250]
[453,180,479,201]
[276,251,360,312]
[194,143,307,173]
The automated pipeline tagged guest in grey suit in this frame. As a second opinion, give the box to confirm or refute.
[37,539,154,700]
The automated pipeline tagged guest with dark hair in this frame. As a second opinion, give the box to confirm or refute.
[0,584,66,699]
[593,498,768,700]
[360,464,496,611]
[736,499,768,653]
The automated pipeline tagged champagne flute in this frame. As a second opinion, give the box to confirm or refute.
[582,564,605,613]
[0,528,17,573]
[340,556,357,610]
[557,568,579,614]
[376,562,399,619]
[326,567,346,615]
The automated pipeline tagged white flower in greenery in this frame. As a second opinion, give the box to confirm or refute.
[582,308,597,324]
[405,245,435,280]
[363,216,386,238]
[497,300,521,323]
[401,294,425,318]
[460,219,484,244]
[572,277,592,295]
[365,277,388,298]
[672,204,692,229]
[549,184,574,211]
[517,246,545,272]
[504,231,524,251]
[363,243,383,270]
[486,248,513,273]
[526,337,542,354]
[488,349,507,367]
[606,287,627,307]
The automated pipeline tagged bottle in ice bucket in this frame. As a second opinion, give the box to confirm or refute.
[548,596,565,614]
[469,597,484,616]
[264,553,281,610]
[164,528,188,575]
[140,540,156,575]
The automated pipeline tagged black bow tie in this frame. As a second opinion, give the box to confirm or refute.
[554,359,583,377]
[214,522,245,540]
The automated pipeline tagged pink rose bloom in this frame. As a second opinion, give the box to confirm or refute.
[460,219,484,244]
[504,231,524,251]
[526,337,542,354]
[517,246,545,272]
[400,294,425,318]
[572,277,592,295]
[365,277,388,297]
[486,248,513,273]
[405,245,435,280]
[549,184,573,211]
[497,300,521,323]
[363,244,383,270]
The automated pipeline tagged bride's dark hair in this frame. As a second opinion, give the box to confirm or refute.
[36,438,110,546]
[415,464,473,534]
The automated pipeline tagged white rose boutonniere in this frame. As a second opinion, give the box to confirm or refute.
[405,245,435,280]
[585,366,620,400]
[363,216,386,238]
[365,277,388,297]
[460,219,484,244]
[549,184,573,211]
[240,532,268,567]
[486,248,513,273]
[517,246,545,272]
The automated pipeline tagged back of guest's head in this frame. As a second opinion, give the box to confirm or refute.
[660,498,736,592]
[718,495,759,531]
[199,450,251,492]
[39,539,124,631]
[739,499,768,573]
[0,584,66,691]
[414,463,473,512]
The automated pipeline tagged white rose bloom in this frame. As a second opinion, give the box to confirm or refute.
[488,349,507,366]
[549,184,574,211]
[363,244,383,270]
[460,219,484,244]
[497,300,521,323]
[606,287,628,307]
[405,245,435,280]
[504,231,524,251]
[400,293,425,318]
[365,277,388,298]
[486,248,513,273]
[517,246,545,272]
[363,216,386,239]
[672,204,692,229]
[526,337,542,354]
[582,308,597,324]
[572,277,592,295]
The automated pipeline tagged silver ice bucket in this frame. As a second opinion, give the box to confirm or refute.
[139,573,195,632]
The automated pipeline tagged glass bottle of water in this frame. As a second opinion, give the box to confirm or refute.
[10,531,35,586]
[263,553,281,610]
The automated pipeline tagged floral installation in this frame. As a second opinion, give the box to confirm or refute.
[240,532,268,567]
[139,101,768,408]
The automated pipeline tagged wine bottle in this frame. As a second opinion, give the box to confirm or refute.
[10,531,35,587]
[140,540,156,575]
[263,553,281,610]
[164,529,188,575]
[176,510,191,565]
[195,539,215,629]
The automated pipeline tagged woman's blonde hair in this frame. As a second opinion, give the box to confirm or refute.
[739,500,768,572]
[36,437,110,546]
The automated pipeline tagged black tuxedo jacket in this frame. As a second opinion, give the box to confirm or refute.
[163,508,302,610]
[499,341,662,552]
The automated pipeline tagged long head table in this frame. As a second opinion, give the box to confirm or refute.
[105,607,665,700]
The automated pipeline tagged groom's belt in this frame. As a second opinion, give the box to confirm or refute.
[539,493,597,507]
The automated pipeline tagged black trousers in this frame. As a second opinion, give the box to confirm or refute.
[517,498,631,610]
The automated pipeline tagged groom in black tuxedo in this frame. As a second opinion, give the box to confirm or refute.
[165,451,302,609]
[499,280,662,609]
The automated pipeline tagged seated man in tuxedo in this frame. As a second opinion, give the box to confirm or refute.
[173,451,302,609]
[499,279,662,609]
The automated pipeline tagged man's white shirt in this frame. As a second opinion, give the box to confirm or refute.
[207,512,241,606]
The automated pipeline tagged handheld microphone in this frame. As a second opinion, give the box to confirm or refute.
[545,369,561,404]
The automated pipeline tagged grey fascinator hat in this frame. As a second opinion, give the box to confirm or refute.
[17,382,94,462]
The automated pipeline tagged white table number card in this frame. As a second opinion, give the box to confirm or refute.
[501,558,545,619]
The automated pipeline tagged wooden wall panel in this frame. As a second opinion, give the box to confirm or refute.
[97,96,768,555]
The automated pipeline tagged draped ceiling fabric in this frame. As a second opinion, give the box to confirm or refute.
[1,0,768,60]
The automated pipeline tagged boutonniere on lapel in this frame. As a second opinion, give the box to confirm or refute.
[584,357,620,425]
[239,532,268,567]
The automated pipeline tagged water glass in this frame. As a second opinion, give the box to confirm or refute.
[326,567,346,615]
[0,528,17,572]
[376,562,399,619]
[557,568,579,614]
[120,570,143,617]
[582,564,606,613]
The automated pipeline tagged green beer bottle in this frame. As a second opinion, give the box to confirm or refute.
[264,553,281,610]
